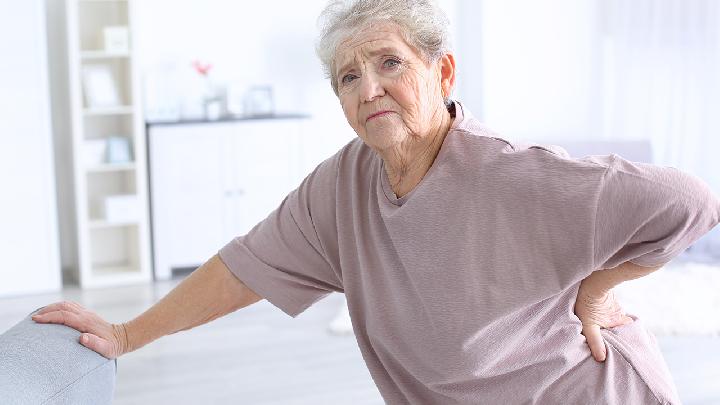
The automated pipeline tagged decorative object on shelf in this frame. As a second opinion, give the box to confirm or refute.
[192,59,227,120]
[102,26,129,53]
[83,139,107,166]
[106,136,133,164]
[82,64,120,108]
[103,194,139,223]
[225,82,246,116]
[243,85,274,116]
[205,97,223,120]
[192,59,212,77]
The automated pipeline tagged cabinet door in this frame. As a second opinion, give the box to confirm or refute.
[223,120,303,240]
[0,0,61,296]
[149,124,224,279]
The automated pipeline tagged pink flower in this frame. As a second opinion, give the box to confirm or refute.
[192,60,213,77]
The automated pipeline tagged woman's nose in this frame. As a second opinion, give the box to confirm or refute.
[360,72,385,102]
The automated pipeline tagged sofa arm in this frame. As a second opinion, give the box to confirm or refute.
[0,307,116,405]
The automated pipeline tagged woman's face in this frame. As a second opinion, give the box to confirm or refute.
[334,23,455,154]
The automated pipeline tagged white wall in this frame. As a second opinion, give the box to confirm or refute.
[136,0,355,169]
[0,0,61,296]
[457,0,600,141]
[45,0,78,279]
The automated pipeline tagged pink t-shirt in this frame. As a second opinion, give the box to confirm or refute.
[218,101,720,404]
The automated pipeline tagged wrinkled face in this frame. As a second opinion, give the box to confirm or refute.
[334,23,447,153]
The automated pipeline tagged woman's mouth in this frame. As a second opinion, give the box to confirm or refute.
[366,110,393,121]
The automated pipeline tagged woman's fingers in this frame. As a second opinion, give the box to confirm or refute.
[79,333,112,359]
[581,323,607,362]
[604,313,634,328]
[34,301,84,316]
[32,310,87,332]
[31,303,124,359]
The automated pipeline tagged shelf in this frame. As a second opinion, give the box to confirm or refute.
[77,1,130,52]
[83,106,134,116]
[81,50,130,60]
[83,114,133,137]
[85,265,147,289]
[93,264,140,276]
[89,219,139,229]
[85,162,135,173]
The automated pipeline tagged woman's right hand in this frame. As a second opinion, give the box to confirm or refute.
[31,301,129,360]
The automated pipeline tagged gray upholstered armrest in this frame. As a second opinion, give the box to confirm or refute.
[0,307,116,405]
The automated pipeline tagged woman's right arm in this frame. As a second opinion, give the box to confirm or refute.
[32,254,263,359]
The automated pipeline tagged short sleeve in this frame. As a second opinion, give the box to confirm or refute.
[217,151,343,318]
[593,154,720,270]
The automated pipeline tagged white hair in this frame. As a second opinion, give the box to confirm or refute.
[315,0,453,96]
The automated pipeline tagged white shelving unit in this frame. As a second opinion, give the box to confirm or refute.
[48,0,152,288]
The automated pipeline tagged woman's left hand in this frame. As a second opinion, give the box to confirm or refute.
[574,273,634,362]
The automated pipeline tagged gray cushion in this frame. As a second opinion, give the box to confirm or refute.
[0,307,116,405]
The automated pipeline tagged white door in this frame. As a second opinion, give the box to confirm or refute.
[149,124,225,279]
[0,0,61,297]
[224,120,303,240]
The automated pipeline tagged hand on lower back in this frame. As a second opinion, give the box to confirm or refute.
[31,301,128,360]
[574,275,634,362]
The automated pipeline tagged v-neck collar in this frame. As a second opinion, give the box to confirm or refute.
[377,100,469,207]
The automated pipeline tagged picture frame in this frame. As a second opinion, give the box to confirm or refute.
[82,139,107,166]
[82,64,120,108]
[106,136,133,164]
[243,86,274,116]
[103,194,139,223]
[103,26,130,53]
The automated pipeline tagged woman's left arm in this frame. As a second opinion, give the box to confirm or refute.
[584,260,663,292]
[576,154,720,362]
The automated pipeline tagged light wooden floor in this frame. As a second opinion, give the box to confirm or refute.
[1,280,718,404]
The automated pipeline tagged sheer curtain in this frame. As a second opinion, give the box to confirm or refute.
[598,0,720,260]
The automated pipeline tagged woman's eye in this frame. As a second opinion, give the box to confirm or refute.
[341,74,357,85]
[382,58,401,69]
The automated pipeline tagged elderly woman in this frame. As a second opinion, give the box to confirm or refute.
[27,0,720,404]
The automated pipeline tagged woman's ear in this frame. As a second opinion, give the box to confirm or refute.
[439,53,456,98]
